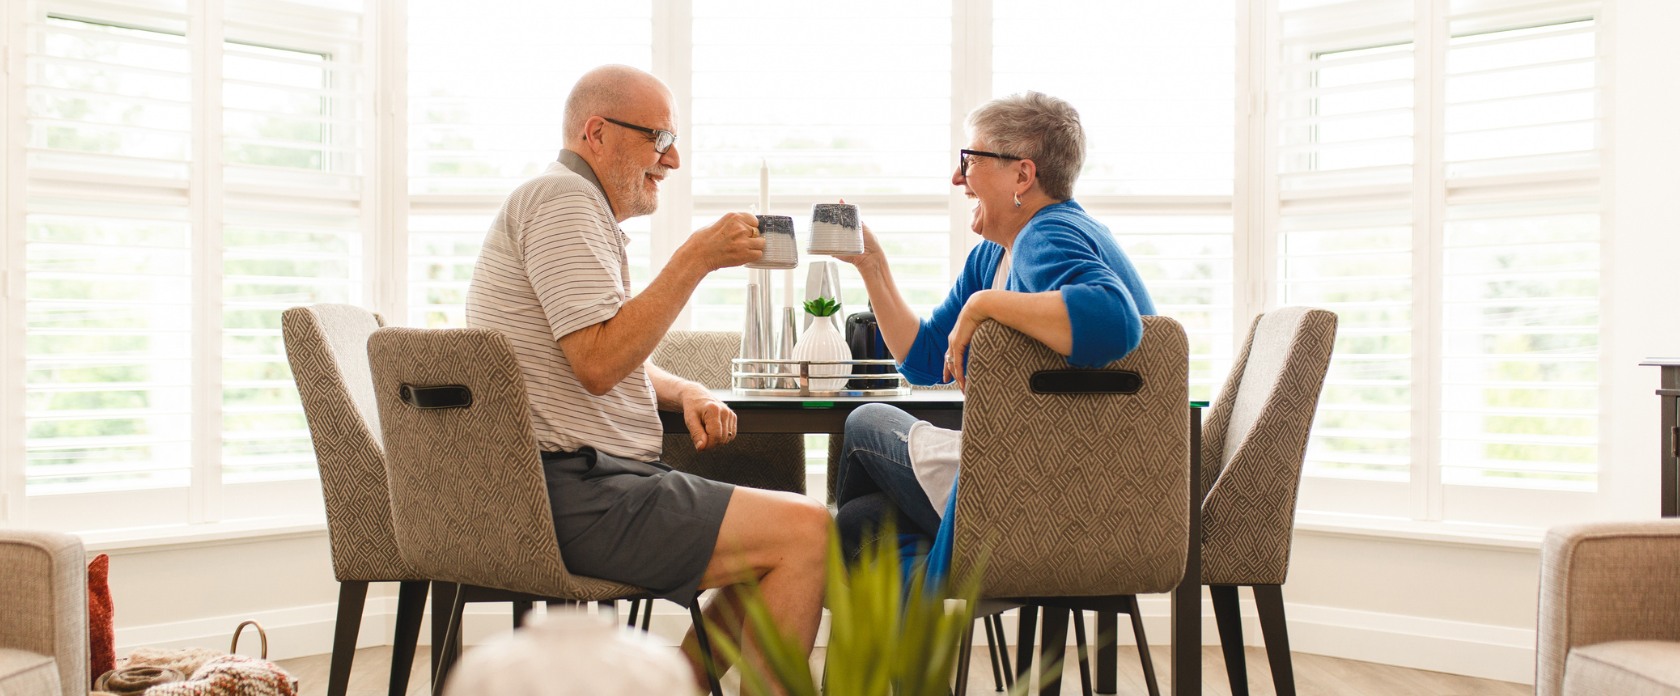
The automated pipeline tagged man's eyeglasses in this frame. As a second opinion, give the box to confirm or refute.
[959,148,1023,177]
[603,117,678,154]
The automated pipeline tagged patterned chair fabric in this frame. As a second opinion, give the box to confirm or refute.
[1538,520,1680,696]
[652,331,805,494]
[0,529,86,696]
[951,316,1191,599]
[1198,306,1338,586]
[282,305,419,583]
[367,326,643,602]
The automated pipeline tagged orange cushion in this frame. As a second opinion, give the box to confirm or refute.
[88,553,114,682]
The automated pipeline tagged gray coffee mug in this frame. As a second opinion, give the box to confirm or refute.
[747,214,798,269]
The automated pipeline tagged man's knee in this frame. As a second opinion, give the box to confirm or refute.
[773,493,831,555]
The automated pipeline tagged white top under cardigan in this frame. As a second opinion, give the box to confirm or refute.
[907,251,1009,518]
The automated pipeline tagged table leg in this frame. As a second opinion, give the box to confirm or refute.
[1171,411,1202,696]
[1660,368,1677,517]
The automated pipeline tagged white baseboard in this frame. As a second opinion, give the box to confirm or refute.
[115,592,1535,686]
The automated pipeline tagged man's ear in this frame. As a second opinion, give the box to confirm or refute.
[580,116,607,154]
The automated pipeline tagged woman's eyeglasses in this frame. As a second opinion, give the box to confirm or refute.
[959,148,1023,176]
[603,117,678,154]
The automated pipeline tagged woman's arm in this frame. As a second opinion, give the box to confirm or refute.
[943,290,1070,387]
[835,224,920,360]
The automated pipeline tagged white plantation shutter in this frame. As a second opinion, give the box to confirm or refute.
[1275,0,1418,516]
[24,6,196,508]
[1273,0,1605,523]
[220,0,368,485]
[993,0,1237,401]
[686,0,954,331]
[1436,4,1600,520]
[17,0,372,528]
[405,0,653,327]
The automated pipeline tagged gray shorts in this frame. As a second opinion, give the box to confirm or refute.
[541,448,735,607]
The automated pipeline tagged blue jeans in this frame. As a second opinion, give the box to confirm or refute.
[834,403,943,541]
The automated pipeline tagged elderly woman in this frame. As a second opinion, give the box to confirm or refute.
[832,91,1156,555]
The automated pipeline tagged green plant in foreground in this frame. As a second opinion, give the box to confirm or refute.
[803,297,841,318]
[707,523,1045,695]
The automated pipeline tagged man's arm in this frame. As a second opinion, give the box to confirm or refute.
[647,361,736,451]
[559,212,763,395]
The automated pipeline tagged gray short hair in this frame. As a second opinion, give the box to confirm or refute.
[563,65,666,143]
[965,91,1086,200]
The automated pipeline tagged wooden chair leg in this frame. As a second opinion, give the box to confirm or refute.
[432,586,467,696]
[388,581,428,696]
[993,614,1016,688]
[1039,607,1070,696]
[327,581,367,696]
[1096,611,1118,694]
[1016,605,1039,682]
[984,612,1006,692]
[512,600,533,629]
[1073,610,1093,696]
[428,581,458,693]
[1210,585,1249,696]
[1124,596,1161,696]
[954,617,977,696]
[1253,585,1296,696]
[689,600,724,696]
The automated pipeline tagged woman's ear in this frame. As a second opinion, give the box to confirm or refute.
[1017,159,1037,192]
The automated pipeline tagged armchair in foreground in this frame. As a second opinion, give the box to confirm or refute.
[1538,520,1680,696]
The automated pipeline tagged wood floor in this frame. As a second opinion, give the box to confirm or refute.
[275,644,1531,696]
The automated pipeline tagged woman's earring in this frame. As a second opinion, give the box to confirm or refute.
[1013,193,1022,208]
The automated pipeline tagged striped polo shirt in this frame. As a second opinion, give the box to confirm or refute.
[464,150,662,461]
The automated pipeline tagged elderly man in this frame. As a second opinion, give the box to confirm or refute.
[465,64,827,692]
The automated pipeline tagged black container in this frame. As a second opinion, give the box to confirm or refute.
[844,310,895,389]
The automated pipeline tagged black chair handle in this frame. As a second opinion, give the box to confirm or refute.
[399,383,473,410]
[1029,369,1143,395]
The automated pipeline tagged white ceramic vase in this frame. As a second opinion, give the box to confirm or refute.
[791,315,850,392]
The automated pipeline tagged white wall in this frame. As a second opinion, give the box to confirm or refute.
[95,0,1680,684]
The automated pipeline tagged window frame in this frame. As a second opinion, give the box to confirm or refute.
[1263,0,1610,529]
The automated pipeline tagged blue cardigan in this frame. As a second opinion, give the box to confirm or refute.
[907,200,1157,587]
[897,199,1156,383]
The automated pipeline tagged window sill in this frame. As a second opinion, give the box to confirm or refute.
[1293,511,1545,551]
[81,515,328,555]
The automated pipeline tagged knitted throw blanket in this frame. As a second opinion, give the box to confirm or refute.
[99,648,297,696]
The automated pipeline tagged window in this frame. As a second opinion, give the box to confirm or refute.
[686,0,955,331]
[11,0,369,529]
[994,0,1238,399]
[405,0,653,328]
[1273,0,1604,526]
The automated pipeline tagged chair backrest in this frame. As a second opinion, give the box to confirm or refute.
[281,304,417,583]
[652,331,805,493]
[1199,306,1337,585]
[952,316,1190,599]
[366,326,638,601]
[0,528,87,696]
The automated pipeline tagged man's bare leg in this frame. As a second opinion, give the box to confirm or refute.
[680,487,828,694]
[680,584,747,681]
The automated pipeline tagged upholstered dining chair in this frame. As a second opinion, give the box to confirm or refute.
[947,316,1192,696]
[282,305,429,696]
[366,326,723,696]
[1194,306,1336,696]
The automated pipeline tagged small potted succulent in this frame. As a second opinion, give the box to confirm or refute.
[791,297,850,392]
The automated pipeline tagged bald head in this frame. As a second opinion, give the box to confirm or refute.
[563,65,672,144]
